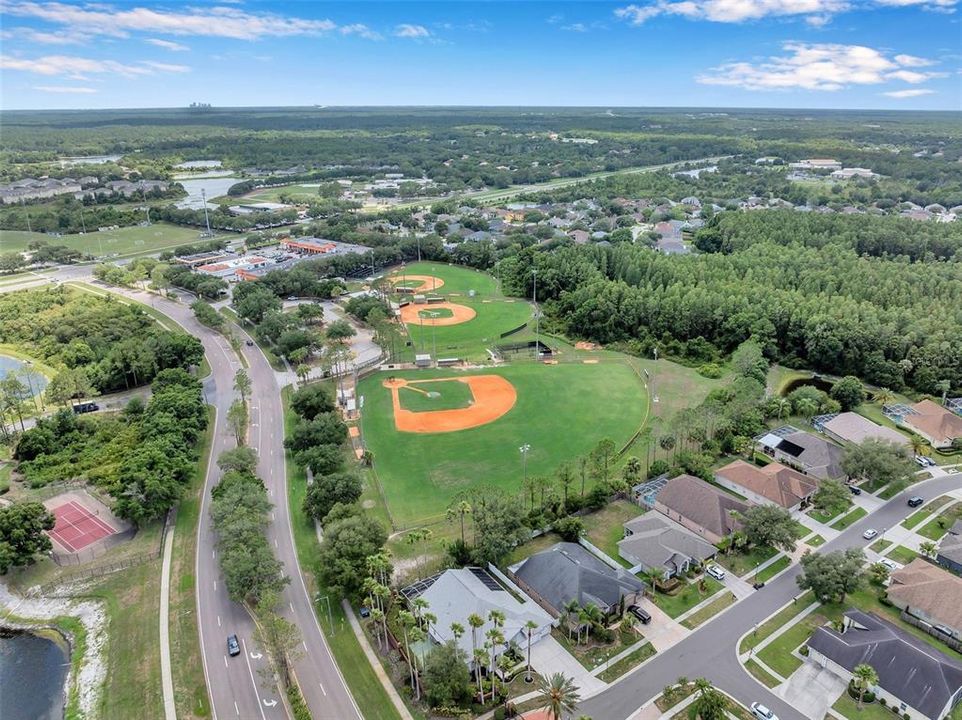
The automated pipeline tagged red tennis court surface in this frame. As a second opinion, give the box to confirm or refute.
[48,500,117,552]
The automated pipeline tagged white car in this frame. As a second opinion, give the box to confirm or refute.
[751,702,778,720]
[706,564,726,581]
[879,558,899,571]
[863,529,879,540]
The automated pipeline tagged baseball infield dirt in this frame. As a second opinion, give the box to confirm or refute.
[383,375,517,433]
[399,301,476,326]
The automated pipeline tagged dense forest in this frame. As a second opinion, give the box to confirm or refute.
[0,287,204,394]
[498,210,962,395]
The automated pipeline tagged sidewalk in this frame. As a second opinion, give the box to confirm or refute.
[342,602,414,720]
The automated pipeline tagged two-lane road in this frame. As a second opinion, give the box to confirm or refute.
[578,471,962,720]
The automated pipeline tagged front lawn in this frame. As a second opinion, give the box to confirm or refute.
[917,502,962,541]
[680,591,736,629]
[887,545,920,564]
[790,520,811,540]
[550,625,636,672]
[756,610,829,678]
[832,692,897,720]
[900,495,952,529]
[870,538,892,553]
[806,535,825,547]
[651,576,724,619]
[756,555,792,584]
[745,659,781,688]
[581,500,646,567]
[715,545,779,577]
[808,506,843,524]
[739,591,814,654]
[596,641,657,682]
[831,506,868,530]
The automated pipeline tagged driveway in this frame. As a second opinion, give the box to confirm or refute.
[635,597,689,652]
[529,635,606,697]
[775,661,847,719]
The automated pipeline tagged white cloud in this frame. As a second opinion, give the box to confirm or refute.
[140,61,190,73]
[33,84,97,93]
[2,2,338,40]
[696,42,940,91]
[394,23,431,38]
[145,38,188,52]
[874,0,956,9]
[883,88,935,97]
[894,53,936,67]
[615,0,850,24]
[2,27,86,44]
[562,23,589,31]
[340,23,382,40]
[0,53,190,79]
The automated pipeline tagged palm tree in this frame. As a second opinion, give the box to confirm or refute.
[853,663,878,709]
[468,612,484,696]
[659,434,676,462]
[536,672,581,720]
[370,608,385,650]
[774,396,790,420]
[796,397,819,420]
[919,540,937,558]
[873,388,895,408]
[733,435,752,459]
[450,622,465,644]
[639,568,663,599]
[446,500,472,544]
[524,619,539,682]
[473,647,487,702]
[936,379,951,406]
[398,610,418,698]
[692,678,727,720]
[910,435,927,457]
[581,603,604,642]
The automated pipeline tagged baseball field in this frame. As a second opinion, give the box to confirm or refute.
[388,261,532,362]
[358,361,648,528]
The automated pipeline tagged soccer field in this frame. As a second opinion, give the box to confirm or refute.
[0,222,228,257]
[358,361,648,528]
[389,261,502,297]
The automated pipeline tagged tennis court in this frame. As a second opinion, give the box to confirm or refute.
[48,499,119,552]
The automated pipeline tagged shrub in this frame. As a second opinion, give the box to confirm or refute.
[799,645,809,656]
[593,625,615,643]
[553,517,584,542]
[903,713,910,720]
[698,363,723,379]
[494,709,506,720]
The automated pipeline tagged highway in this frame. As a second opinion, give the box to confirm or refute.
[578,469,962,720]
[3,269,360,720]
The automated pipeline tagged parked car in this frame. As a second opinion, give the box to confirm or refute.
[907,496,924,508]
[862,529,879,540]
[706,565,726,581]
[751,703,778,720]
[245,339,254,346]
[629,605,652,624]
[879,558,898,571]
[227,634,241,657]
[72,401,100,414]
[915,455,929,467]
[849,485,862,495]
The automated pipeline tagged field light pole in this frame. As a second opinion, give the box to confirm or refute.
[429,311,439,362]
[418,313,425,354]
[532,268,539,358]
[200,189,212,238]
[417,235,421,262]
[520,443,531,486]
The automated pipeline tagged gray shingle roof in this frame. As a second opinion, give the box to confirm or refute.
[619,514,717,574]
[656,474,749,538]
[807,610,962,720]
[510,542,643,615]
[778,430,845,480]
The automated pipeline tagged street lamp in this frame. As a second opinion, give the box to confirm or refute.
[520,444,531,485]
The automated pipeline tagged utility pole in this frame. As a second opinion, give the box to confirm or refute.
[141,188,151,225]
[79,207,87,234]
[201,189,212,238]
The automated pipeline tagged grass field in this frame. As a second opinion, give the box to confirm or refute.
[0,222,228,258]
[242,184,322,203]
[397,379,474,412]
[359,362,647,527]
[831,506,867,530]
[389,261,502,297]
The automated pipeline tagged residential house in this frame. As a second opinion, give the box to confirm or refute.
[819,412,908,447]
[399,567,553,670]
[756,427,845,480]
[652,474,749,545]
[895,400,962,449]
[830,168,878,180]
[938,521,962,576]
[888,559,962,640]
[714,460,818,513]
[618,513,717,579]
[508,542,644,622]
[568,230,590,245]
[807,610,962,720]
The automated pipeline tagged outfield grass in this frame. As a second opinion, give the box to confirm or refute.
[0,222,228,258]
[244,184,322,203]
[359,362,647,527]
[403,297,533,362]
[389,261,502,297]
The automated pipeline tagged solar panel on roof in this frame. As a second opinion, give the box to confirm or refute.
[468,567,504,591]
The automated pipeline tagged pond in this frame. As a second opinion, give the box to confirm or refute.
[0,628,69,720]
[781,375,834,396]
[175,174,242,209]
[0,355,48,395]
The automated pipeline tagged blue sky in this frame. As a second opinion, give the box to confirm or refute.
[1,1,959,110]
